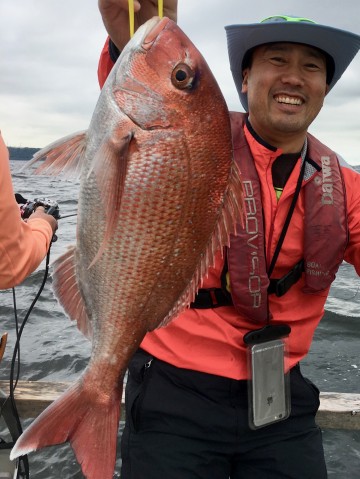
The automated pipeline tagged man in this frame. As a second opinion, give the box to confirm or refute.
[98,2,360,478]
[0,133,57,289]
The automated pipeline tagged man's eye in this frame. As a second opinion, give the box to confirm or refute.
[270,56,286,64]
[306,63,321,70]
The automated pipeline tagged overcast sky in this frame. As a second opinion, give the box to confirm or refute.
[1,0,360,164]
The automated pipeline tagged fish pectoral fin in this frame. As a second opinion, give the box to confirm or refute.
[23,131,87,178]
[52,246,93,339]
[88,131,133,268]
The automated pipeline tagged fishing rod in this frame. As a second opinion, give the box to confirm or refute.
[59,212,77,219]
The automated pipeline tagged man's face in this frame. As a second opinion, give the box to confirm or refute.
[242,42,329,147]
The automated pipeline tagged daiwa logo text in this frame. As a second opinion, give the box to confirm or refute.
[243,180,261,308]
[321,156,334,205]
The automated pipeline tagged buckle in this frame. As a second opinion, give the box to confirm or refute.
[269,260,304,297]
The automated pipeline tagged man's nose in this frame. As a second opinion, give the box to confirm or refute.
[280,64,305,86]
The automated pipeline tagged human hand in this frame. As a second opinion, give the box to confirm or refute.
[29,206,58,234]
[98,0,177,50]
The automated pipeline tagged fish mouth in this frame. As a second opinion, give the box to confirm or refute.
[118,17,172,64]
[143,17,171,49]
[129,16,171,52]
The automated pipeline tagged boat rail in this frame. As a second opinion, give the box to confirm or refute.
[0,380,359,430]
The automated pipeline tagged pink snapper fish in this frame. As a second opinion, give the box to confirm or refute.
[11,16,243,479]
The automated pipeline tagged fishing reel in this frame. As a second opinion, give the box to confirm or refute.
[16,194,60,220]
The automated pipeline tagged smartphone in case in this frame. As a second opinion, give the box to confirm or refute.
[248,339,290,429]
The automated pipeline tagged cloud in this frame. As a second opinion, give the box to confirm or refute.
[1,0,360,163]
[1,0,105,146]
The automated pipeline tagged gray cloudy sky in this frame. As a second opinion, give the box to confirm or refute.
[1,0,360,164]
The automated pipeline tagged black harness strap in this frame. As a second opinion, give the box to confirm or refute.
[267,158,306,278]
[190,288,232,309]
[267,259,305,297]
[191,257,305,309]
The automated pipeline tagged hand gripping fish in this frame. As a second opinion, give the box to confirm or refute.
[11,17,244,479]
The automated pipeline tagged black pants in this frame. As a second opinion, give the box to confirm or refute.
[121,349,327,479]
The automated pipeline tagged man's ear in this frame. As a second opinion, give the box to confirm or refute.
[324,84,330,96]
[241,69,249,93]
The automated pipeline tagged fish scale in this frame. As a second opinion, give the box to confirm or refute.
[11,16,244,479]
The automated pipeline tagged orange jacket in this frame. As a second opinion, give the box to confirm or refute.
[98,40,360,380]
[0,134,53,289]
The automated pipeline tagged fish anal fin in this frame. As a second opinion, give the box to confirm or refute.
[52,246,92,339]
[10,378,122,479]
[23,131,87,179]
[88,130,133,268]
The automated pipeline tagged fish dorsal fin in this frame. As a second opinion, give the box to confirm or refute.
[52,246,93,339]
[23,131,87,179]
[88,131,133,268]
[157,161,244,328]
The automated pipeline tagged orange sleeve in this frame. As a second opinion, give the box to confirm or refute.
[97,37,116,89]
[0,134,53,289]
[342,165,360,276]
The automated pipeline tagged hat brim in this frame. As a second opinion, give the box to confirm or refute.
[225,22,360,111]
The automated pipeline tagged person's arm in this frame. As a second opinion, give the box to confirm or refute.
[342,166,360,275]
[0,134,58,289]
[98,0,177,87]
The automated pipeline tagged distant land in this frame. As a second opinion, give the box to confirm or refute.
[8,146,40,161]
[8,146,360,172]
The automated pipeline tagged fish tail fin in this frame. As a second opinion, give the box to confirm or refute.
[10,379,122,479]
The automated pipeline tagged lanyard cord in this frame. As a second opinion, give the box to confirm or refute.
[267,139,308,279]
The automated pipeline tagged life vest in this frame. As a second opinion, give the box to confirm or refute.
[227,112,349,323]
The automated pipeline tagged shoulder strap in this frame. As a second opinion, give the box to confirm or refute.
[303,134,349,292]
[227,112,269,323]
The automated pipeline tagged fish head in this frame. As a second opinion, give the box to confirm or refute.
[111,17,229,132]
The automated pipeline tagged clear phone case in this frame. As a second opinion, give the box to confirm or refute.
[247,338,291,429]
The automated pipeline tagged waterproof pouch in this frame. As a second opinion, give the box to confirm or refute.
[244,325,291,429]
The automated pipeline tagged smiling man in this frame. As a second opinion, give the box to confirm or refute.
[97,5,360,478]
[242,42,329,150]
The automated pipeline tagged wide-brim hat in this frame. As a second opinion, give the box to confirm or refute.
[225,15,360,111]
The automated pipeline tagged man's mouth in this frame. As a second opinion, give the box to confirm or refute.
[274,95,303,106]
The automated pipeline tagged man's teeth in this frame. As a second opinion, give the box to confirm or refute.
[275,96,302,105]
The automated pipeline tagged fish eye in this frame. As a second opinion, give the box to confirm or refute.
[171,63,195,90]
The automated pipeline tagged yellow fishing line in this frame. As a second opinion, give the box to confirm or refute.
[158,0,164,18]
[128,0,135,37]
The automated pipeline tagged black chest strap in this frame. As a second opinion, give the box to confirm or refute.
[190,258,305,309]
